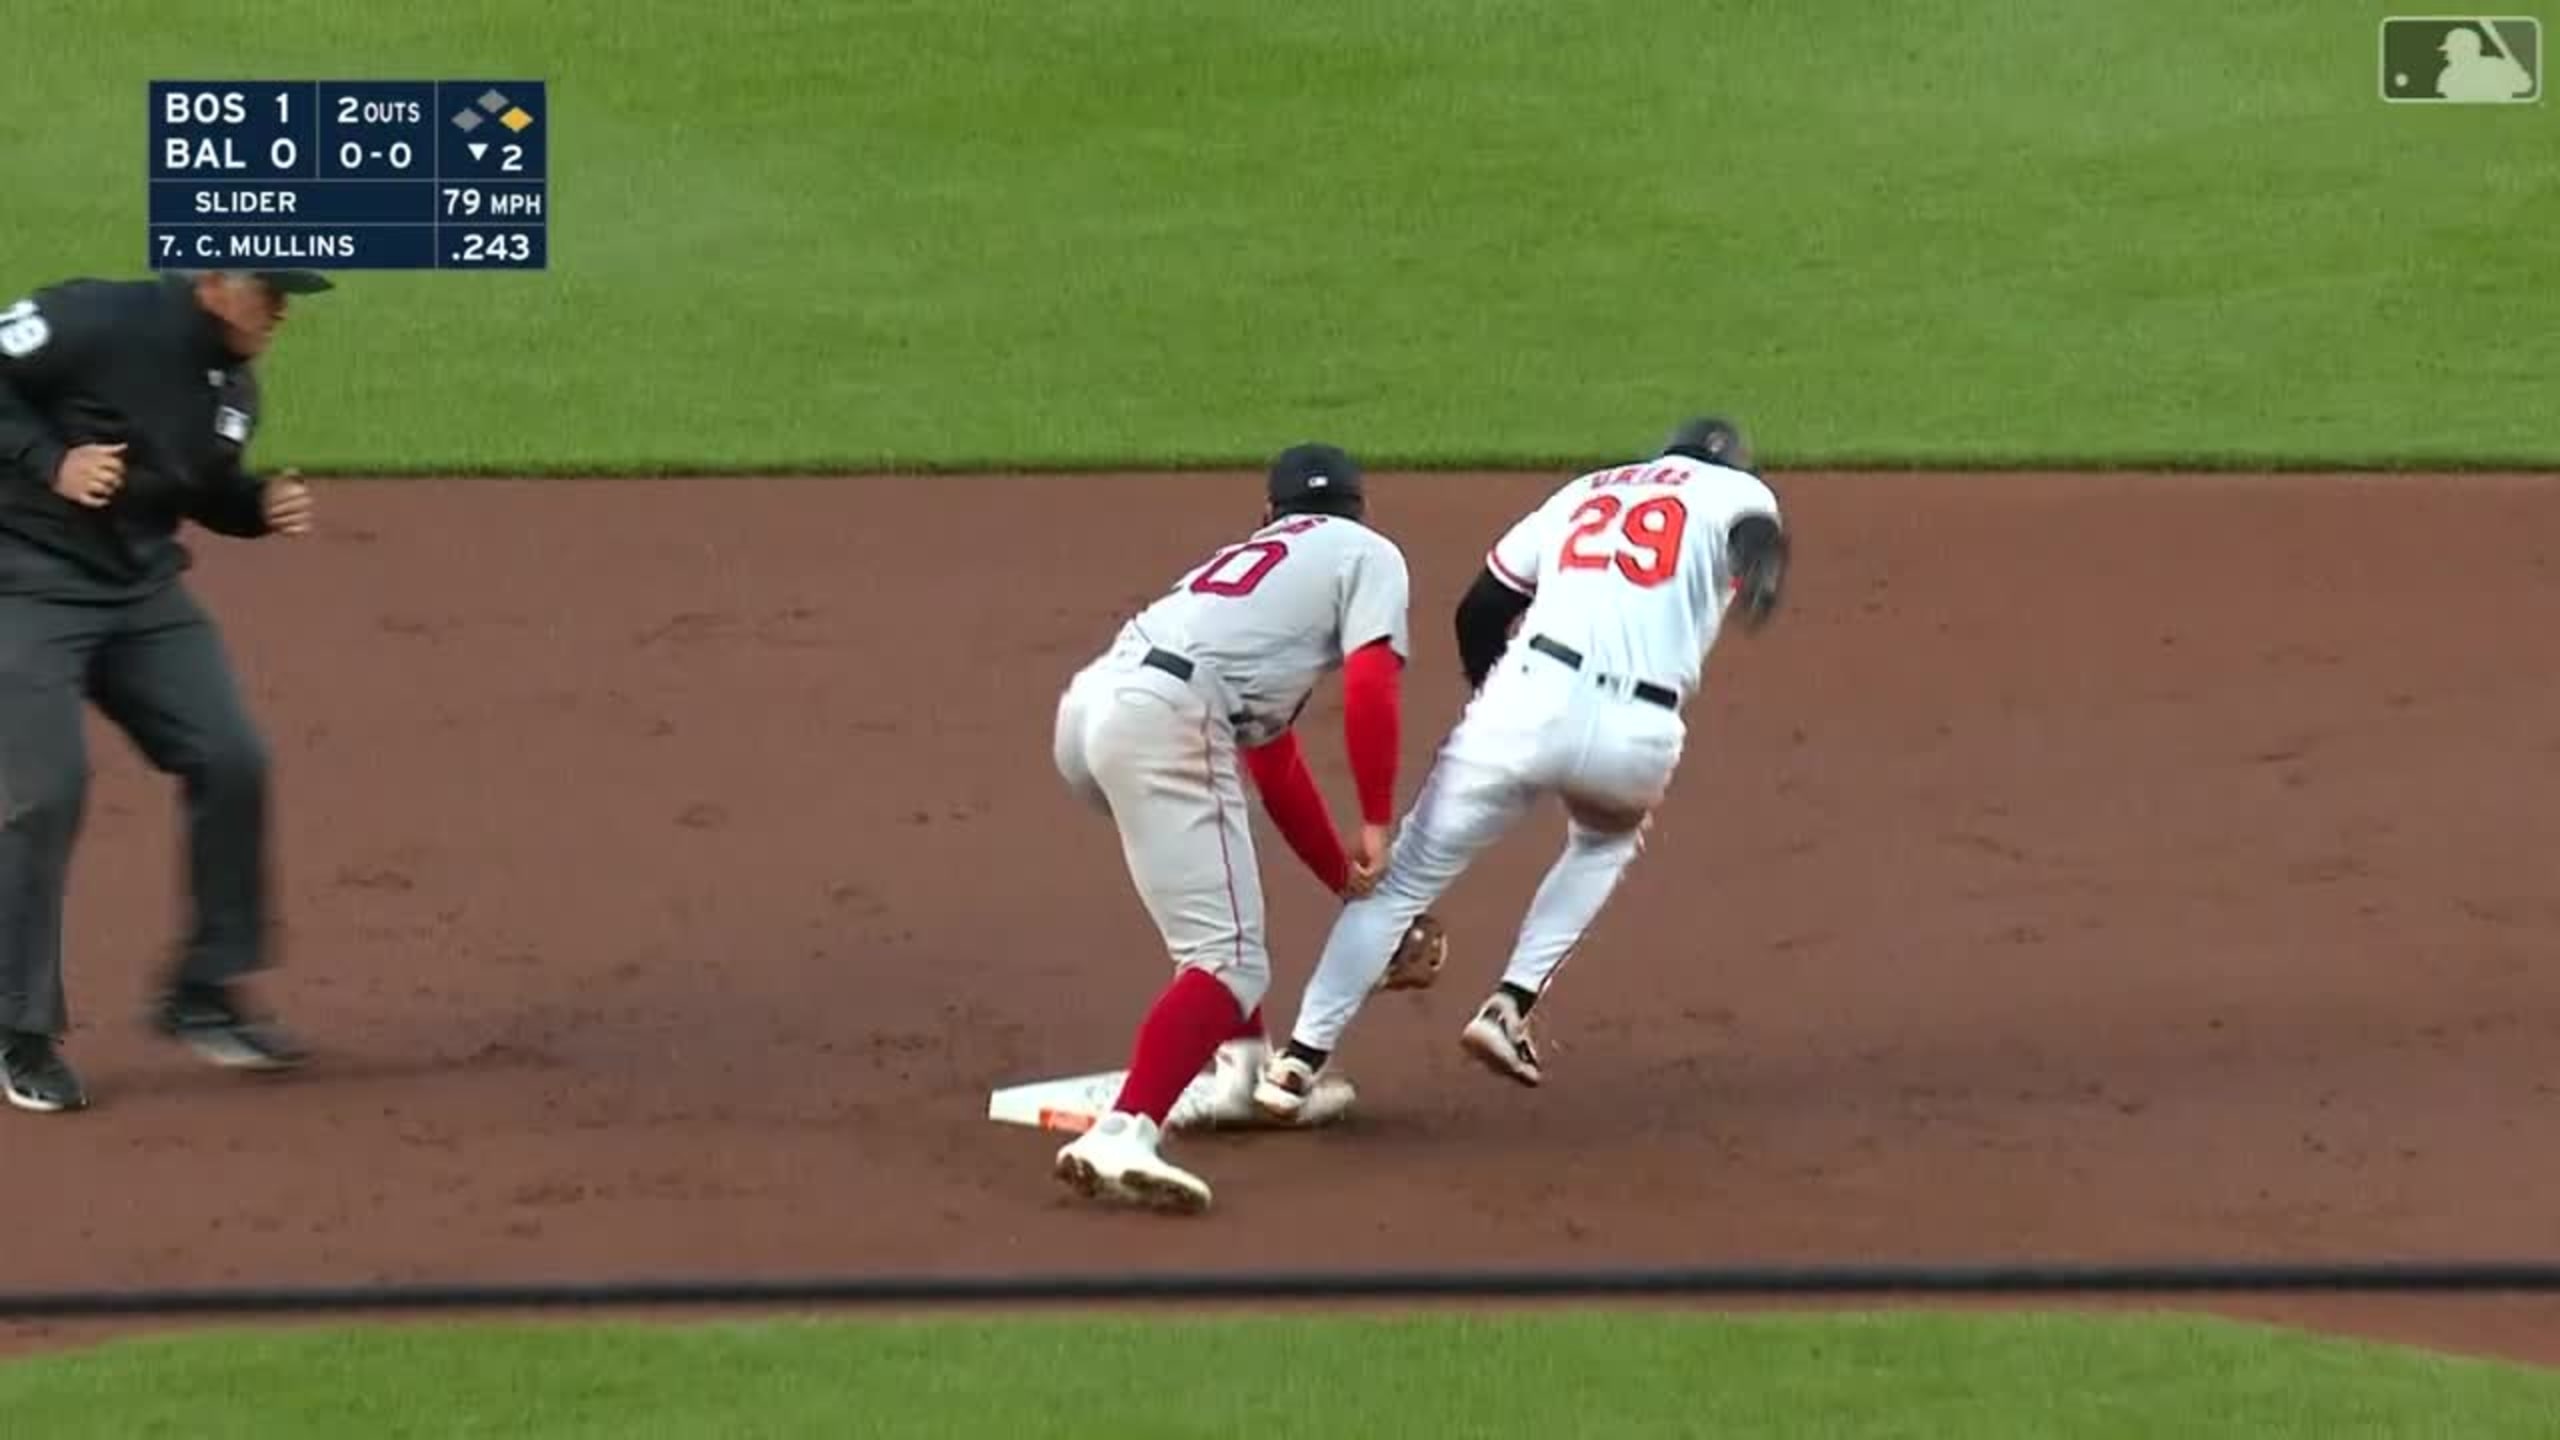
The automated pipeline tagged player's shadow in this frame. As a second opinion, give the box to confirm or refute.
[94,1042,549,1101]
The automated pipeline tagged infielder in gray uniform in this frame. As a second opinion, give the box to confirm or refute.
[1049,443,1414,1213]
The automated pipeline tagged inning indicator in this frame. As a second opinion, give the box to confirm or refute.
[148,81,549,271]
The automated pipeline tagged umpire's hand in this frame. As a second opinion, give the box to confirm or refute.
[262,469,314,536]
[52,442,126,507]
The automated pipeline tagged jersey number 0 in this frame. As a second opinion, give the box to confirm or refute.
[1185,515,1324,598]
[1559,494,1688,587]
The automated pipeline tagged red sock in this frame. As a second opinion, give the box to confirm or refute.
[1232,1005,1266,1043]
[1113,968,1247,1124]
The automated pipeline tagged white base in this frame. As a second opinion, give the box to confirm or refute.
[988,1064,1356,1134]
[988,1068,1150,1134]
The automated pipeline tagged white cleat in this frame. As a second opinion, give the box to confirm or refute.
[1252,1050,1325,1121]
[1054,1111,1213,1214]
[1180,1040,1358,1130]
[1458,991,1544,1087]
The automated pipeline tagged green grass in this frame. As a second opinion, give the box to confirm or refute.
[2,1312,2555,1437]
[2,1,2552,470]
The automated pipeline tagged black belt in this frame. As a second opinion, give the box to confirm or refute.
[1140,648,1249,729]
[1526,634,1677,709]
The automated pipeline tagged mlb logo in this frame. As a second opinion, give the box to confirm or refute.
[214,405,251,443]
[2380,17,2543,102]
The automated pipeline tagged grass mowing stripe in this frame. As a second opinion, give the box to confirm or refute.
[2,1312,2556,1437]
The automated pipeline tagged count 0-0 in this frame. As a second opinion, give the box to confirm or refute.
[343,141,417,170]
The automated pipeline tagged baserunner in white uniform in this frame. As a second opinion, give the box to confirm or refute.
[1255,418,1789,1116]
[1050,443,1412,1212]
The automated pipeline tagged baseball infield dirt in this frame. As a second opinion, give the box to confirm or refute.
[3,470,2554,1365]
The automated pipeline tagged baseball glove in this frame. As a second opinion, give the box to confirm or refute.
[1375,913,1447,992]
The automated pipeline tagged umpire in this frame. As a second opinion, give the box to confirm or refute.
[0,268,322,1113]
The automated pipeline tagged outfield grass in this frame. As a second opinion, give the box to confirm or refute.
[2,1312,2553,1437]
[4,0,2550,471]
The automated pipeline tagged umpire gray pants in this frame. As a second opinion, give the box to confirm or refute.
[0,580,273,1036]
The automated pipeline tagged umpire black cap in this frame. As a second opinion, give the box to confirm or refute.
[1660,415,1750,470]
[181,269,336,295]
[1266,442,1364,511]
[251,270,335,294]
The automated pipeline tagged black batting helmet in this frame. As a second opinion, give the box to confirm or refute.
[1659,416,1751,472]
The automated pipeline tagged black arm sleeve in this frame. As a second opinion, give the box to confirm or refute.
[185,368,272,538]
[0,283,89,491]
[188,467,271,537]
[1727,512,1789,627]
[1453,566,1534,689]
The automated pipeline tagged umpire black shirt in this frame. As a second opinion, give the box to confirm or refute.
[0,274,275,600]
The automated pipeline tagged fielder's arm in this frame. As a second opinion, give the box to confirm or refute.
[1241,730,1353,895]
[1338,637,1401,829]
[1331,533,1411,841]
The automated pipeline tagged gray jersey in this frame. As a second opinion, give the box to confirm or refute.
[1113,512,1411,747]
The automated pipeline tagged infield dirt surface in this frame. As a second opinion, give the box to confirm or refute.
[5,470,2556,1365]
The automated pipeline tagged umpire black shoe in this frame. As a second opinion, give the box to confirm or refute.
[152,984,308,1072]
[2,1031,89,1113]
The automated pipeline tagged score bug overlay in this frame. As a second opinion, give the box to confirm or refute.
[149,80,548,271]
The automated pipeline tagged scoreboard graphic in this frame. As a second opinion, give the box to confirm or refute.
[149,81,548,271]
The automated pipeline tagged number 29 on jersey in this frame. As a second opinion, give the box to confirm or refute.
[1560,494,1688,587]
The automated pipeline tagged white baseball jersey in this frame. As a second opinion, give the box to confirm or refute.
[1277,455,1781,1059]
[1114,513,1412,747]
[1483,454,1780,700]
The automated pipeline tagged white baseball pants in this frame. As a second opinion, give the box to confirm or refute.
[1053,646,1271,1015]
[1286,642,1685,1053]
